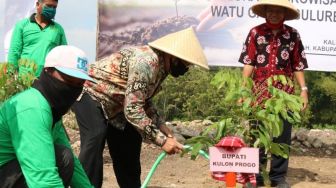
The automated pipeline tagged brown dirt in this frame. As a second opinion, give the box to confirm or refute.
[101,143,336,188]
[64,115,336,188]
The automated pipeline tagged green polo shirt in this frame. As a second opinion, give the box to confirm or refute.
[0,88,92,187]
[8,14,67,77]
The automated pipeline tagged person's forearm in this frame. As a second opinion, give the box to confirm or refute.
[242,64,254,86]
[294,71,309,110]
[242,64,254,78]
[294,71,306,88]
[144,101,165,128]
[8,37,22,69]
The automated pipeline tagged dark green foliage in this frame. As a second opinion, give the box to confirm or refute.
[152,67,336,128]
[305,71,336,125]
[153,67,229,121]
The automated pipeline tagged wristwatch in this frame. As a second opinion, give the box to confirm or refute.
[301,86,308,91]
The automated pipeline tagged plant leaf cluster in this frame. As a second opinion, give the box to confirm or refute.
[0,60,36,103]
[183,70,303,186]
[153,68,336,129]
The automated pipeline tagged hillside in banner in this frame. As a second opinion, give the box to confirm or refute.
[98,14,199,59]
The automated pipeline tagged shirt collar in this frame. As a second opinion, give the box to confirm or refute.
[261,23,288,35]
[29,13,55,25]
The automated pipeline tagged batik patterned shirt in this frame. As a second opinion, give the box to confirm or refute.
[85,46,168,146]
[238,23,308,104]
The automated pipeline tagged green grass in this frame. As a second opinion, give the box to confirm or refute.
[311,124,336,130]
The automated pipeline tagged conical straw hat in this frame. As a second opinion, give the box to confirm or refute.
[148,27,209,70]
[251,0,300,20]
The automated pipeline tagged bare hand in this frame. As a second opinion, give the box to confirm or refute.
[300,90,308,111]
[162,137,184,155]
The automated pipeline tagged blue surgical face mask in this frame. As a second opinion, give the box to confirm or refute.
[41,5,56,20]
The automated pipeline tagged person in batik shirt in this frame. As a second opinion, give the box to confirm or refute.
[238,1,308,188]
[72,27,209,188]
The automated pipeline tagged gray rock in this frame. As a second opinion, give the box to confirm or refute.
[291,140,299,146]
[165,121,173,127]
[171,126,180,134]
[191,120,203,124]
[312,138,323,148]
[326,150,332,155]
[296,128,309,141]
[307,136,316,145]
[174,133,186,143]
[202,120,213,126]
[300,148,308,153]
[302,141,311,147]
[291,130,297,140]
[188,121,199,128]
[171,121,182,126]
[327,146,335,151]
[308,129,336,146]
[178,127,201,138]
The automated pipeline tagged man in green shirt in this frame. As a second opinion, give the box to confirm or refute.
[0,45,94,188]
[8,0,67,77]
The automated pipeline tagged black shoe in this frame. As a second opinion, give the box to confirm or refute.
[256,181,264,187]
[273,181,290,188]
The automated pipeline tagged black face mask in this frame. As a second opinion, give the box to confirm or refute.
[32,70,83,124]
[170,59,189,78]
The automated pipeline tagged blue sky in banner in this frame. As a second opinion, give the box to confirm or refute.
[99,0,336,72]
[57,0,97,63]
[0,0,5,60]
[2,0,335,71]
[0,0,97,63]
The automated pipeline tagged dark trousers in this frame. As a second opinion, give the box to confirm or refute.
[107,122,142,188]
[72,93,143,188]
[0,145,74,188]
[257,119,292,185]
[72,93,108,188]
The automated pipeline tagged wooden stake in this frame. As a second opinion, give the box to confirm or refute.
[226,172,236,187]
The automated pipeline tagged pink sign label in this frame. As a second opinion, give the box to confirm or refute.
[209,147,259,173]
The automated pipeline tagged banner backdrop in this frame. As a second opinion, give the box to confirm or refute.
[1,0,36,61]
[0,0,97,63]
[97,0,336,72]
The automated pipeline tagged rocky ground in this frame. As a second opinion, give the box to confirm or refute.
[99,145,336,188]
[64,114,336,188]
